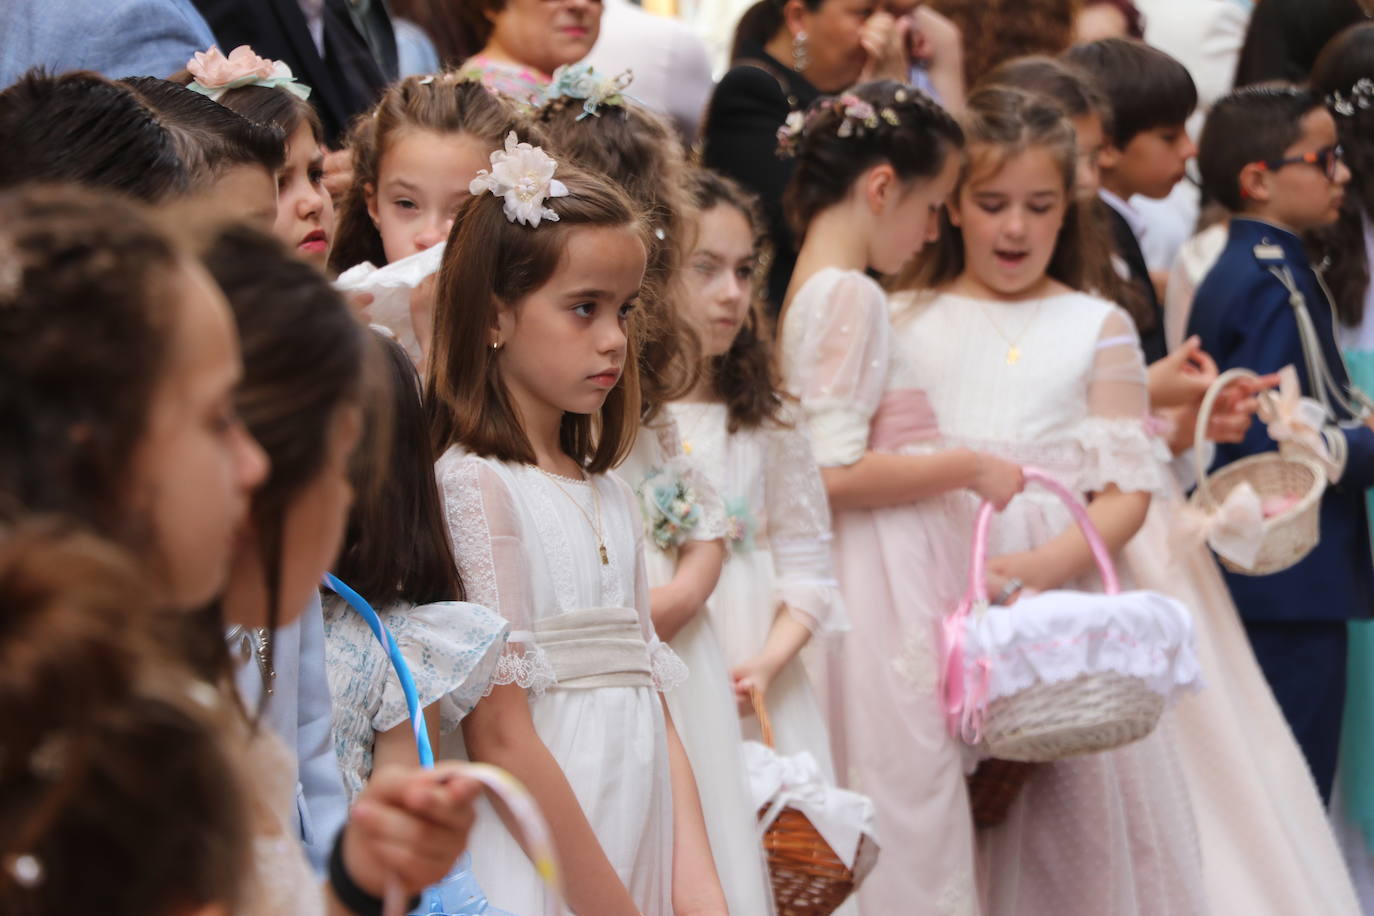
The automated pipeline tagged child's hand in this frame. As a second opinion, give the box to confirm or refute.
[972,453,1025,510]
[323,148,354,201]
[985,551,1043,603]
[346,290,375,322]
[341,763,481,897]
[731,656,778,717]
[1207,371,1280,443]
[1147,336,1216,410]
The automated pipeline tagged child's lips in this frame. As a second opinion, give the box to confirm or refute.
[995,250,1028,267]
[298,228,328,253]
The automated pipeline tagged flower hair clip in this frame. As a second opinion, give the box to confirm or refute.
[469,132,569,227]
[776,89,906,157]
[1329,77,1374,117]
[544,64,636,120]
[186,45,311,101]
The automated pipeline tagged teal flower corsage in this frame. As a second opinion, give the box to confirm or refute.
[723,496,756,555]
[544,63,635,120]
[638,467,702,551]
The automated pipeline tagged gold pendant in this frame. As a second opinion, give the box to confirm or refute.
[1006,345,1021,366]
[682,441,692,456]
[599,543,609,565]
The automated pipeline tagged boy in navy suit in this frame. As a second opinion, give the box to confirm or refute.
[1188,85,1374,802]
[1066,37,1198,365]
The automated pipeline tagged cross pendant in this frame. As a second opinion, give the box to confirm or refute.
[1006,345,1021,366]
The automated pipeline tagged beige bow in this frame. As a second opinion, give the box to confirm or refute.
[1176,481,1266,569]
[1259,366,1339,479]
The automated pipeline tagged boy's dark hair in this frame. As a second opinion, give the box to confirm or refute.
[1234,0,1367,88]
[1063,38,1197,148]
[335,331,464,607]
[1197,85,1321,213]
[120,77,286,188]
[0,70,188,201]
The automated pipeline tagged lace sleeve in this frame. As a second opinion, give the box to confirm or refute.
[764,418,848,637]
[784,271,891,467]
[1075,307,1172,495]
[619,474,689,692]
[436,454,556,696]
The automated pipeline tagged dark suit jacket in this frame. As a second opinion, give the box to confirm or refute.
[1100,199,1168,365]
[1187,217,1374,623]
[701,44,820,315]
[192,0,391,145]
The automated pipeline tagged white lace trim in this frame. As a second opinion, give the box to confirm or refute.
[1073,416,1174,496]
[487,643,558,697]
[438,454,501,611]
[521,470,580,613]
[647,637,689,692]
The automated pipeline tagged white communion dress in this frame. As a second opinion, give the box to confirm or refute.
[436,450,688,916]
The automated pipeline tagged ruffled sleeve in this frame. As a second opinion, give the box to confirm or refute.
[436,451,557,697]
[783,270,892,467]
[763,415,848,638]
[1074,306,1173,495]
[618,472,690,692]
[377,602,510,735]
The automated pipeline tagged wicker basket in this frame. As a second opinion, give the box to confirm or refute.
[1189,368,1325,575]
[944,469,1177,763]
[752,690,867,916]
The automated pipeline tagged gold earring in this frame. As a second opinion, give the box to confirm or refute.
[491,340,503,350]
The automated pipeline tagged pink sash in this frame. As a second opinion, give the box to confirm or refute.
[867,389,940,452]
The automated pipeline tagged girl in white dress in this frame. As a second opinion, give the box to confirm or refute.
[670,167,848,769]
[891,85,1205,916]
[427,138,726,916]
[777,80,1012,916]
[540,83,776,915]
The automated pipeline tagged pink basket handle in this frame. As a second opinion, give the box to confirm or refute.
[965,467,1121,601]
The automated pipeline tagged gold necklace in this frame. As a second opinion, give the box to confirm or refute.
[532,465,609,565]
[974,297,1044,366]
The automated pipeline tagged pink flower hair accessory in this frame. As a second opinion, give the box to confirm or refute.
[186,45,311,102]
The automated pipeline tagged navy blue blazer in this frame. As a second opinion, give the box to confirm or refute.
[1187,217,1374,622]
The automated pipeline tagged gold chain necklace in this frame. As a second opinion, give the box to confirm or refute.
[974,297,1045,366]
[531,465,609,565]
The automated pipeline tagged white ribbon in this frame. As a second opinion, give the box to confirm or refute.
[1260,366,1340,481]
[1176,480,1267,569]
[743,741,878,870]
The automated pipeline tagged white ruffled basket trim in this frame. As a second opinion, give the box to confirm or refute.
[648,637,689,692]
[487,642,558,698]
[959,589,1201,703]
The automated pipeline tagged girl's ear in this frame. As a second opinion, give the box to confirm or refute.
[492,299,515,350]
[1097,142,1123,174]
[945,192,964,228]
[363,182,381,230]
[863,163,898,213]
[1237,162,1271,205]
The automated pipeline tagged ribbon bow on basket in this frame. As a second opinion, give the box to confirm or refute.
[1185,367,1326,575]
[940,468,1200,763]
[324,574,562,916]
[745,688,879,916]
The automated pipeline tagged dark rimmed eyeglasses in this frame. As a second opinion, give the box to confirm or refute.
[1252,144,1345,180]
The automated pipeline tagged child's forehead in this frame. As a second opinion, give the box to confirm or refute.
[1285,107,1337,152]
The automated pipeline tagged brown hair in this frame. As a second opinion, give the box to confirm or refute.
[537,91,699,421]
[201,225,371,666]
[900,85,1104,296]
[0,520,247,915]
[213,83,325,147]
[930,0,1076,88]
[1310,23,1374,327]
[685,168,789,432]
[335,331,464,606]
[784,80,964,238]
[426,164,649,474]
[980,55,1113,135]
[391,0,499,67]
[329,73,533,273]
[0,70,189,201]
[0,185,184,545]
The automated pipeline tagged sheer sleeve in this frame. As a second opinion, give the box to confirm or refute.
[763,417,848,638]
[786,272,891,467]
[1075,306,1173,495]
[436,454,556,696]
[618,474,689,691]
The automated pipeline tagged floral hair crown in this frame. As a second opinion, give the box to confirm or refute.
[543,64,635,120]
[469,132,570,227]
[186,45,311,101]
[775,89,908,158]
[1328,77,1374,117]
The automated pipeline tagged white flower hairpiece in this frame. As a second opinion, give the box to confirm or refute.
[469,132,570,227]
[1329,77,1374,117]
[185,45,311,101]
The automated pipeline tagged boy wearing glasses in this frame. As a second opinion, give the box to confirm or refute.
[1189,85,1374,804]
